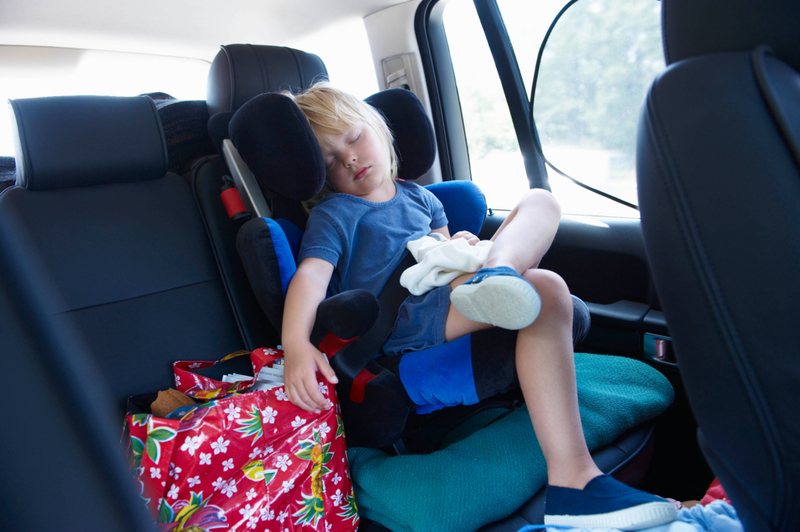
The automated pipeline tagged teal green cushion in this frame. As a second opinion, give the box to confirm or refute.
[347,352,674,532]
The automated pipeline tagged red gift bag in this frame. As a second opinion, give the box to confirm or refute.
[125,348,359,531]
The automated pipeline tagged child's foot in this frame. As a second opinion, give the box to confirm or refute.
[544,475,678,531]
[450,266,541,330]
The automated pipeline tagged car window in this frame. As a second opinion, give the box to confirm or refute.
[0,46,210,156]
[443,1,530,210]
[443,0,663,217]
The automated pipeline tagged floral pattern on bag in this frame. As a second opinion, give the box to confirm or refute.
[124,349,358,532]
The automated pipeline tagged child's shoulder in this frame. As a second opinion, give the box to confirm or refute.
[397,180,441,206]
[396,179,421,191]
[396,179,432,198]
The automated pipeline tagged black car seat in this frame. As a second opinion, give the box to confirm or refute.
[200,44,673,531]
[188,44,331,352]
[636,0,800,530]
[0,184,153,532]
[201,45,589,452]
[1,95,255,409]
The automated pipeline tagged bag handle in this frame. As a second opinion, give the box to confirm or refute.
[173,348,283,400]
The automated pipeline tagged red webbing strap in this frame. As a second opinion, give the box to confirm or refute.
[318,332,360,359]
[350,368,377,404]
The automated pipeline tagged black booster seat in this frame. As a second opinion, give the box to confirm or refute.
[220,87,591,450]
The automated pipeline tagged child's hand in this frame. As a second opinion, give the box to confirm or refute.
[451,230,479,246]
[283,341,338,413]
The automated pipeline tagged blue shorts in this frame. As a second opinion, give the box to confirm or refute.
[381,285,451,357]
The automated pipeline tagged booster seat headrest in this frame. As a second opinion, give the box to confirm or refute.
[10,95,169,191]
[365,89,436,182]
[228,88,437,202]
[207,44,329,117]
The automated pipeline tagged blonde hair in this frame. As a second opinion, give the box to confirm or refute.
[285,82,398,184]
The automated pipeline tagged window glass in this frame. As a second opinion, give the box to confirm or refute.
[443,1,529,210]
[0,46,210,156]
[444,0,664,217]
[503,0,663,216]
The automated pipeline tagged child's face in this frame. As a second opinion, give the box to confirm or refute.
[322,121,393,200]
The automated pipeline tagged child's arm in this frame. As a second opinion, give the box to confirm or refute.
[282,257,338,413]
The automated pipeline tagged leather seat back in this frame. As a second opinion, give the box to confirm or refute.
[637,1,800,530]
[2,95,250,409]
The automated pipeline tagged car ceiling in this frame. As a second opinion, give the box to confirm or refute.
[1,0,409,61]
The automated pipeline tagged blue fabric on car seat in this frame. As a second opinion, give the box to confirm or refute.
[264,218,297,298]
[425,180,486,236]
[276,218,303,263]
[236,217,298,330]
[398,335,478,414]
[347,352,674,532]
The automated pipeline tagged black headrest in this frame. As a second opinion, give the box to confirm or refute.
[663,0,800,71]
[228,88,436,202]
[365,89,436,182]
[208,110,236,155]
[10,96,169,191]
[229,93,326,202]
[207,44,329,117]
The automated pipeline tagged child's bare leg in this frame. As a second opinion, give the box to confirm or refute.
[445,187,677,527]
[485,188,561,272]
[446,270,677,528]
[446,268,600,488]
[514,269,601,489]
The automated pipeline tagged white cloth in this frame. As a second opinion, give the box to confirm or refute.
[400,234,493,296]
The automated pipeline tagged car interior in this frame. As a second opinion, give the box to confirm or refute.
[1,0,796,531]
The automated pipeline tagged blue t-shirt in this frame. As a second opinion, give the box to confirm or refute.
[298,180,448,297]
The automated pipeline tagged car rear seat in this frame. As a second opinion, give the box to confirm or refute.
[1,95,255,409]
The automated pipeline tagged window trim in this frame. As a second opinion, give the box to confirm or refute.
[415,0,471,183]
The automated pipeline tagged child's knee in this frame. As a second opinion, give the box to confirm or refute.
[521,188,561,217]
[524,269,571,317]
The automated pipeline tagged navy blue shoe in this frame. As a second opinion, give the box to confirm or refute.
[450,266,540,330]
[544,475,678,530]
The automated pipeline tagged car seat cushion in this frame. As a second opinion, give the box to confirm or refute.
[228,89,438,208]
[425,180,487,236]
[347,352,675,532]
[662,0,800,71]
